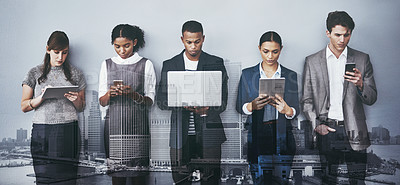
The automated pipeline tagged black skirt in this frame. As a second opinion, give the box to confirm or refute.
[31,121,81,184]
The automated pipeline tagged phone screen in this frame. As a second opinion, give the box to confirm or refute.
[345,63,356,73]
[113,80,123,86]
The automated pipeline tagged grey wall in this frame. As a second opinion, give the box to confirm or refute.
[1,0,399,138]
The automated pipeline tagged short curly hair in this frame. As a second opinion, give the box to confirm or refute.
[111,24,145,52]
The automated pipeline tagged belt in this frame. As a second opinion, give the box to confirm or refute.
[263,120,277,125]
[326,118,345,126]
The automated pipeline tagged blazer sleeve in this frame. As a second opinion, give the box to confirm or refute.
[209,58,228,114]
[301,58,317,126]
[285,71,300,119]
[358,54,377,105]
[156,60,171,110]
[236,72,248,115]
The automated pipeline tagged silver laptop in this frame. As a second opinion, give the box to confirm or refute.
[167,71,222,107]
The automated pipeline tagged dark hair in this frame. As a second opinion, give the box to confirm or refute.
[326,11,355,33]
[111,24,145,52]
[182,20,203,35]
[259,31,282,48]
[38,31,74,85]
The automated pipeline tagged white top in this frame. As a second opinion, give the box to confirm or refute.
[242,63,296,119]
[326,46,347,121]
[183,52,199,70]
[98,52,156,103]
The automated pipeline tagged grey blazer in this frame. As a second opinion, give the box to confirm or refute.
[301,47,377,150]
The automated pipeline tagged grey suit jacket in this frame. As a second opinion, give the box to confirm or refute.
[301,47,377,150]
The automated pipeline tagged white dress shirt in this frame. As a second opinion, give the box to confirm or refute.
[242,63,296,119]
[326,46,347,121]
[98,52,156,103]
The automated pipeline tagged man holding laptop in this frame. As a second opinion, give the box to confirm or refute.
[156,20,228,183]
[301,11,377,184]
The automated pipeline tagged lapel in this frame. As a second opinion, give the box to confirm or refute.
[342,47,354,100]
[175,50,186,71]
[318,49,330,94]
[254,64,261,95]
[253,63,263,116]
[196,51,206,71]
[280,65,287,78]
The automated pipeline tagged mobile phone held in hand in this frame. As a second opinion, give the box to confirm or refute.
[345,63,356,73]
[113,80,124,86]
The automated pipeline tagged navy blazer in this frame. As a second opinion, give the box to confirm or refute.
[236,63,299,158]
[157,50,228,149]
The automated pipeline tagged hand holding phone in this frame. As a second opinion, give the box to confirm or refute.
[113,80,124,87]
[110,80,124,97]
[345,63,356,79]
[344,63,364,89]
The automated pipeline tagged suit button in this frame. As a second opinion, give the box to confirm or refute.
[364,95,367,98]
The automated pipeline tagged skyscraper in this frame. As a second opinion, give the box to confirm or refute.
[16,128,27,142]
[78,90,103,157]
[86,91,102,154]
[218,61,243,159]
[149,106,171,167]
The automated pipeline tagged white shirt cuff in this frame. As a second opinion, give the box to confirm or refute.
[242,103,252,115]
[285,107,296,119]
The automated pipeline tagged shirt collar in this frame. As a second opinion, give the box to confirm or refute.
[183,51,199,62]
[115,52,141,64]
[326,45,348,60]
[259,62,281,79]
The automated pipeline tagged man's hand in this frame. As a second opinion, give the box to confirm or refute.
[184,106,209,116]
[344,68,363,91]
[314,124,336,135]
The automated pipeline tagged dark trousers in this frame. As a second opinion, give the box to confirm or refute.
[317,122,367,185]
[170,136,221,184]
[249,122,276,164]
[170,135,199,184]
[31,122,80,185]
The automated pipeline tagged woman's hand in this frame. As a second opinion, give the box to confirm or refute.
[119,85,132,96]
[64,91,79,102]
[39,85,52,99]
[247,94,269,112]
[270,94,293,117]
[69,89,85,112]
[109,85,120,97]
[110,85,132,97]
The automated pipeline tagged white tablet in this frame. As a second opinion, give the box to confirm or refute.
[42,86,79,99]
[167,71,222,107]
[259,78,285,97]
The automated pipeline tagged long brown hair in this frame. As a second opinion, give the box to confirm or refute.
[38,31,75,85]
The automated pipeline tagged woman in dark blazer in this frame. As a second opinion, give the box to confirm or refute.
[236,31,299,184]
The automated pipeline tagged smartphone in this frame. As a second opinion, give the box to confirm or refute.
[113,80,124,86]
[345,63,356,73]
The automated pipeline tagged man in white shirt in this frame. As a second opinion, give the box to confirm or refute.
[301,11,377,184]
[156,20,228,184]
